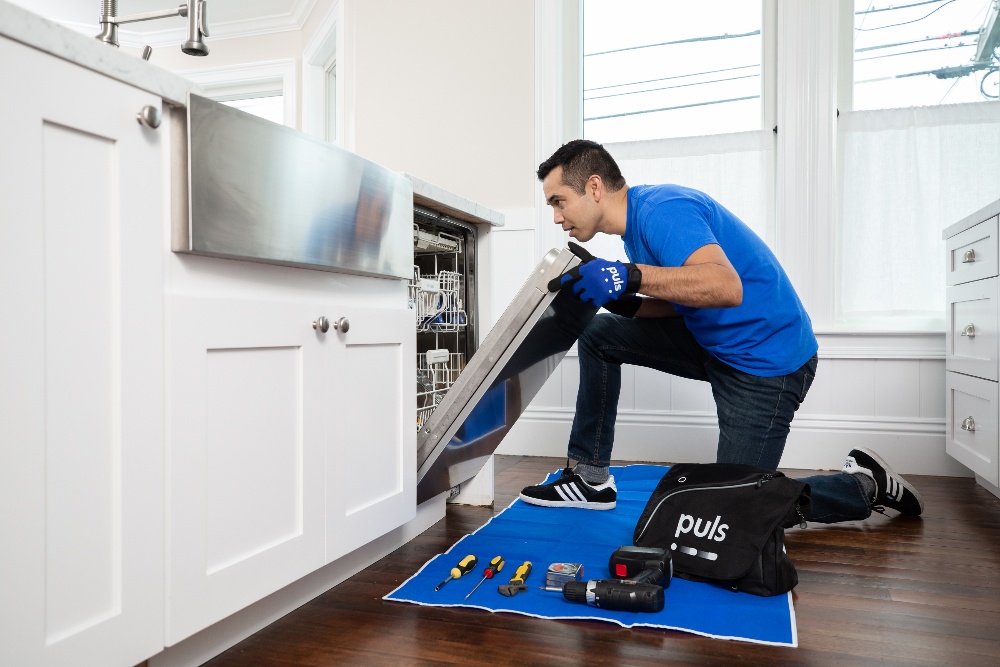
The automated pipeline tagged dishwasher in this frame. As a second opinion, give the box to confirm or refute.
[413,245,599,503]
[409,206,479,435]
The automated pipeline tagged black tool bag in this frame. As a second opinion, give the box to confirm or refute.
[632,463,811,597]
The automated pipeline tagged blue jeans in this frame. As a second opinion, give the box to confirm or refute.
[568,314,872,524]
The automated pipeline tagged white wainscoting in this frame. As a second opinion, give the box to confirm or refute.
[497,334,969,477]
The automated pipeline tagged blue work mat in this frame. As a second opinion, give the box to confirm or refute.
[384,465,798,647]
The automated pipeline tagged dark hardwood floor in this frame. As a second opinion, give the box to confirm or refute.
[204,456,1000,666]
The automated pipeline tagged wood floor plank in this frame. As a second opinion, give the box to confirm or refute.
[203,456,1000,667]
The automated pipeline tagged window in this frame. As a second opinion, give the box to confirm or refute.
[838,0,1000,328]
[220,94,284,125]
[179,61,296,128]
[583,0,764,143]
[580,1,774,261]
[853,0,999,110]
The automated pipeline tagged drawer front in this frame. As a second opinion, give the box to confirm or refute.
[946,278,999,381]
[946,371,1000,486]
[946,216,999,286]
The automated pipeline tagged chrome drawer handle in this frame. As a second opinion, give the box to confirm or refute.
[961,416,976,432]
[961,324,976,338]
[962,249,977,263]
[313,316,330,333]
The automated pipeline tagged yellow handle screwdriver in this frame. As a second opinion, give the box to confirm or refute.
[464,555,505,600]
[435,554,478,591]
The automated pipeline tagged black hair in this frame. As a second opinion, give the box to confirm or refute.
[536,139,626,194]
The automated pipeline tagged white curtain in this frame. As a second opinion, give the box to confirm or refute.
[839,102,1000,325]
[586,130,775,262]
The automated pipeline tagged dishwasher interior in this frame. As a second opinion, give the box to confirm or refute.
[409,206,478,433]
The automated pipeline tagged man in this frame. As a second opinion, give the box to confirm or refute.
[519,139,923,523]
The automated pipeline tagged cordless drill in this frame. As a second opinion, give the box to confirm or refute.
[543,546,671,613]
[557,578,665,613]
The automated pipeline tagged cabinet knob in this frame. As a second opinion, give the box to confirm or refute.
[961,416,976,432]
[961,323,977,338]
[333,317,350,333]
[136,105,161,129]
[962,249,977,263]
[313,316,330,333]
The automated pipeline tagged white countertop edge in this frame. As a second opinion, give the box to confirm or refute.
[942,197,1000,240]
[0,0,197,105]
[403,172,505,228]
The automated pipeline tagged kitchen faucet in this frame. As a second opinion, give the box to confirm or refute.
[95,0,210,58]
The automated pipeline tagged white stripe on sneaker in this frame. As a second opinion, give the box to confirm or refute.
[554,486,573,502]
[566,482,586,502]
[886,476,901,501]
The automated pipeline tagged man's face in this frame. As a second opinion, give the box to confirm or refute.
[542,166,601,242]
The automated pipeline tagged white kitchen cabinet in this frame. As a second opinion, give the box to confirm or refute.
[0,9,422,663]
[166,296,415,643]
[0,37,166,666]
[326,304,416,562]
[166,296,328,643]
[944,204,1000,494]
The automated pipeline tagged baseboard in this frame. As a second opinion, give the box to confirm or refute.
[148,495,448,667]
[498,407,971,477]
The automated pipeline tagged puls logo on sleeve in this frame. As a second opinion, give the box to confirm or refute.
[602,266,624,294]
[671,513,729,562]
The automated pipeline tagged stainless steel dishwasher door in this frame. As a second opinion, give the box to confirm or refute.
[416,247,598,503]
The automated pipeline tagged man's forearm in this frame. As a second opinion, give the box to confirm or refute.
[636,263,743,309]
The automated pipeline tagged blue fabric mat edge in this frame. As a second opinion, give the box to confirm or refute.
[384,465,797,647]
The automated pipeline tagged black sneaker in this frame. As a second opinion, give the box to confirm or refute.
[841,447,924,516]
[519,466,617,510]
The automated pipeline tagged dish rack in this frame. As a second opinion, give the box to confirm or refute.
[410,225,469,431]
[409,268,467,333]
[416,349,465,431]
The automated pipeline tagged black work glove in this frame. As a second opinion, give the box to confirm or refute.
[548,242,643,316]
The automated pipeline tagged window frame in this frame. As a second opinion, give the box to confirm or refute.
[302,0,348,148]
[178,60,296,128]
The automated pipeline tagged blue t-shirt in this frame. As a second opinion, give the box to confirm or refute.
[624,184,817,377]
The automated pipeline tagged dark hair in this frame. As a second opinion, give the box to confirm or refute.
[536,139,626,194]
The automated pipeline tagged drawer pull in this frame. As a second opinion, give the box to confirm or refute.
[963,249,977,263]
[961,323,977,338]
[961,416,976,432]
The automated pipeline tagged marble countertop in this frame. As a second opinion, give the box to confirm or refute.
[0,0,196,105]
[404,173,505,228]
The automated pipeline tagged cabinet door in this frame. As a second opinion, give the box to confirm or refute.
[946,371,1000,486]
[0,39,165,666]
[167,297,327,644]
[326,305,416,562]
[946,278,999,381]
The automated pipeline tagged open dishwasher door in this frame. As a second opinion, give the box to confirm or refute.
[416,247,599,503]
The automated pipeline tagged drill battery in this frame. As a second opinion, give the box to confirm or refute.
[608,546,672,587]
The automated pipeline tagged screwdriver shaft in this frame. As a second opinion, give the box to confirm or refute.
[464,577,486,600]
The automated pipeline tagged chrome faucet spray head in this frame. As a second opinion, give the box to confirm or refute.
[95,0,120,47]
[182,1,210,56]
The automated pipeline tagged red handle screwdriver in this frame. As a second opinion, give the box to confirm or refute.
[464,555,505,600]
